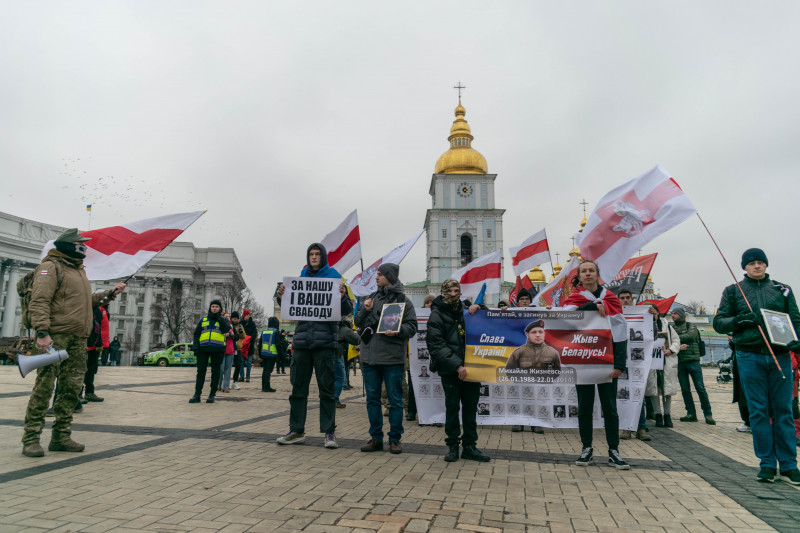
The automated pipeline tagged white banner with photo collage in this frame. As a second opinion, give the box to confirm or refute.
[409,306,654,430]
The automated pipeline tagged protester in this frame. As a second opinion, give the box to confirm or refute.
[22,228,125,457]
[276,329,288,375]
[713,248,800,484]
[562,260,630,470]
[189,299,231,404]
[355,263,418,455]
[219,312,240,393]
[643,304,680,430]
[275,243,353,449]
[672,308,715,425]
[99,304,110,367]
[427,279,490,462]
[616,290,650,442]
[336,319,359,406]
[109,336,121,366]
[82,304,105,403]
[229,312,245,389]
[259,317,283,392]
[241,309,258,382]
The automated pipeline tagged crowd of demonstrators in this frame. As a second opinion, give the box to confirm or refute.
[427,279,490,462]
[646,304,680,429]
[563,260,630,470]
[355,263,418,455]
[259,317,285,393]
[336,319,359,407]
[189,299,231,404]
[22,229,125,457]
[510,288,544,435]
[714,248,800,485]
[275,243,352,449]
[673,308,715,425]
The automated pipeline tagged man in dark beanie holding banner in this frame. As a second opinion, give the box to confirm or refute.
[189,299,231,404]
[714,248,800,485]
[355,263,417,455]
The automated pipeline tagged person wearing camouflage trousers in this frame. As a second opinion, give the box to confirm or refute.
[21,228,125,457]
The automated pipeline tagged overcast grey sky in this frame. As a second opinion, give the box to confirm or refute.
[2,1,799,313]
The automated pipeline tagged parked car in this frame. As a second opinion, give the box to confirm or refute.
[142,343,196,367]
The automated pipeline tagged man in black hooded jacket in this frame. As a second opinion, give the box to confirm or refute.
[190,299,231,404]
[275,243,353,449]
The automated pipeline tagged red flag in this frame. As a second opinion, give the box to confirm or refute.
[41,211,205,281]
[639,294,678,314]
[602,253,658,296]
[321,210,361,274]
[450,251,502,299]
[509,229,550,277]
[576,165,696,279]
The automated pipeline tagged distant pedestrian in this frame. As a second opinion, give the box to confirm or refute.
[189,300,231,404]
[241,310,258,382]
[259,317,282,392]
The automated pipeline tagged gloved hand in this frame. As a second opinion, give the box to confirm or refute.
[786,340,800,353]
[732,312,757,331]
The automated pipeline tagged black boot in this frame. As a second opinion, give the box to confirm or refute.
[444,445,459,462]
[189,395,201,403]
[664,414,673,428]
[645,397,655,420]
[461,445,491,462]
[206,395,215,403]
[655,414,664,428]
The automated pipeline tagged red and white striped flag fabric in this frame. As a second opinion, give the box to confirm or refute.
[450,250,502,299]
[348,230,423,297]
[41,211,205,281]
[320,210,361,275]
[509,228,550,277]
[575,165,697,280]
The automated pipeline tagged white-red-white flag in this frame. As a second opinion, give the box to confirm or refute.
[509,228,550,277]
[348,230,424,297]
[575,165,697,279]
[320,210,361,274]
[41,211,205,281]
[450,250,502,299]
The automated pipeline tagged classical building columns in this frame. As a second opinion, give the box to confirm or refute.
[1,261,24,337]
[138,278,155,353]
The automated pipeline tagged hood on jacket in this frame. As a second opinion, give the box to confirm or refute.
[306,243,329,273]
[267,317,280,329]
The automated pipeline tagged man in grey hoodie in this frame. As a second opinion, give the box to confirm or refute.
[354,263,418,454]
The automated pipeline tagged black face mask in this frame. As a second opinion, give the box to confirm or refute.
[55,242,87,259]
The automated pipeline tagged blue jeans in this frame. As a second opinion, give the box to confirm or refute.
[736,351,796,471]
[638,403,647,431]
[678,360,712,417]
[363,363,404,442]
[220,353,234,389]
[244,354,252,379]
[334,356,346,402]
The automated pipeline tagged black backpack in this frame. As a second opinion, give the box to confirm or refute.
[17,261,64,331]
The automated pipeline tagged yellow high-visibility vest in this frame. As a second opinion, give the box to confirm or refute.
[199,318,225,347]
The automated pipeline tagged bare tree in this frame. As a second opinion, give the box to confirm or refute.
[219,280,266,326]
[150,279,198,343]
[684,300,703,315]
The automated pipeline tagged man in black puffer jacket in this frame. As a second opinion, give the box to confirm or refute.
[427,279,490,463]
[275,243,353,449]
[714,248,800,485]
[354,263,417,455]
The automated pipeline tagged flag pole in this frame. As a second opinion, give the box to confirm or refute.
[695,213,784,376]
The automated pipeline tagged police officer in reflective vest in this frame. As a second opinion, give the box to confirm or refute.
[259,317,283,392]
[190,299,231,404]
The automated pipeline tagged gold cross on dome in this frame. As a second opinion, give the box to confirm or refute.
[580,198,589,214]
[453,82,466,97]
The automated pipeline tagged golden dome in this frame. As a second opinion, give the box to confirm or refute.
[529,266,546,284]
[549,262,562,281]
[580,215,587,232]
[434,98,488,174]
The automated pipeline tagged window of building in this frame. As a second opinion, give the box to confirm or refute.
[118,320,125,329]
[486,228,492,239]
[442,228,447,239]
[119,306,126,315]
[137,307,143,317]
[460,234,473,266]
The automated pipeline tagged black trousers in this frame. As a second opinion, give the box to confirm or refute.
[576,379,620,450]
[233,353,244,382]
[261,357,276,390]
[83,349,100,393]
[441,374,480,447]
[289,348,336,434]
[195,350,223,397]
[276,354,286,374]
[407,368,417,415]
[100,347,110,366]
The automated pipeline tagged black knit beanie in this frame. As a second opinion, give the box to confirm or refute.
[741,248,768,270]
[378,263,400,284]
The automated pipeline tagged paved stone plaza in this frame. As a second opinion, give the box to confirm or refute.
[1,365,798,532]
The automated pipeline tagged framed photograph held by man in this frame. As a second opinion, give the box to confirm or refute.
[760,309,798,346]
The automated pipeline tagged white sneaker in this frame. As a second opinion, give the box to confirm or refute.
[736,425,751,433]
[233,383,240,390]
[324,433,338,449]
